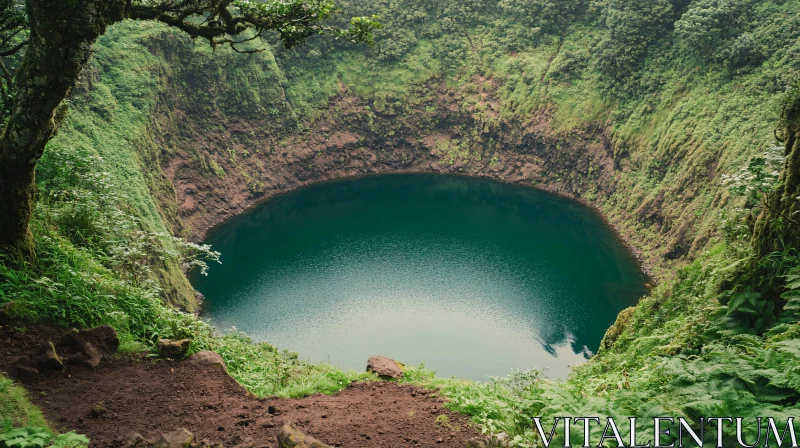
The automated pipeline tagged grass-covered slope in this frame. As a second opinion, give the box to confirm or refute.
[2,0,800,446]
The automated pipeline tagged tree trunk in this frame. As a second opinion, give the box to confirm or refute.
[751,87,800,297]
[0,0,125,260]
[753,131,800,256]
[0,153,36,260]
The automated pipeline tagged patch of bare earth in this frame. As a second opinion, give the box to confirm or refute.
[0,324,480,448]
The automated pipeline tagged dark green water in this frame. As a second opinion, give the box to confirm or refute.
[191,174,648,380]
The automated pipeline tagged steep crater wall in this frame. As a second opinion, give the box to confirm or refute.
[146,67,699,282]
[60,22,760,308]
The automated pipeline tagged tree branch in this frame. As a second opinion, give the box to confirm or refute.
[129,0,379,50]
[0,38,26,57]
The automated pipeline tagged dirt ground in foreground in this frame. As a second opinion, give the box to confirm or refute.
[0,324,480,448]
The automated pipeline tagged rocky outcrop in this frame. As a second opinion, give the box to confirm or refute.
[366,356,405,379]
[277,424,332,448]
[186,351,227,371]
[123,432,148,448]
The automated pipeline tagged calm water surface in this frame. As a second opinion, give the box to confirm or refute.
[191,174,648,380]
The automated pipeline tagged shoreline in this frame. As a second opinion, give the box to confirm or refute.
[192,169,657,285]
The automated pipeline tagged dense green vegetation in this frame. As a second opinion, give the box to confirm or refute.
[1,0,800,446]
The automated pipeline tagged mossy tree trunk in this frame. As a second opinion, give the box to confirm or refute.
[0,0,125,260]
[753,131,800,254]
[752,86,800,289]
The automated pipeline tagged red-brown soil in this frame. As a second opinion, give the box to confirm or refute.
[1,324,480,448]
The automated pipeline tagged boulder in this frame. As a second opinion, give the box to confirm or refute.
[59,325,119,367]
[277,424,331,448]
[186,351,226,371]
[154,428,193,448]
[82,343,102,368]
[123,433,148,448]
[33,341,63,371]
[366,355,404,379]
[158,339,192,359]
[62,336,102,367]
[71,325,120,352]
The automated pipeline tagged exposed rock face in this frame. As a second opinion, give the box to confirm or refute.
[158,338,192,359]
[154,428,194,448]
[366,356,405,379]
[150,82,668,284]
[186,351,227,371]
[277,424,332,448]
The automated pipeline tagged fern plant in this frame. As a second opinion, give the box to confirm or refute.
[766,267,800,336]
[714,290,773,336]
